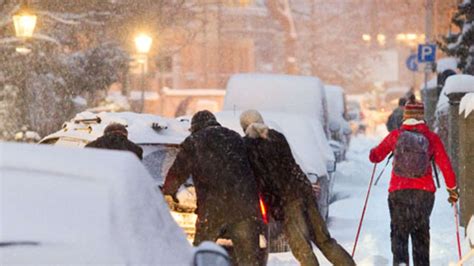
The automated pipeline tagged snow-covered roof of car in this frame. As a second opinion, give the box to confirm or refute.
[40,111,189,146]
[324,85,344,120]
[0,142,193,265]
[223,73,326,120]
[215,110,333,178]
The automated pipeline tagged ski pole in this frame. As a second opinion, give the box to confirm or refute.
[454,203,462,261]
[374,153,393,186]
[352,163,377,257]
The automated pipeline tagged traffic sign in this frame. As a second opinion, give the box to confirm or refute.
[418,44,436,63]
[406,54,418,72]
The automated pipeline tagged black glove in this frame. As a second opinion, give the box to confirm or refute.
[447,187,459,204]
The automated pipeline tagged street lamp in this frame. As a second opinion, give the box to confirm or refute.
[134,33,152,113]
[13,2,37,39]
[134,34,152,54]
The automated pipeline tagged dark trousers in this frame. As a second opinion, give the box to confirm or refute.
[388,190,435,266]
[283,196,355,266]
[193,217,260,266]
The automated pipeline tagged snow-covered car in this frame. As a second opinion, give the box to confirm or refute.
[0,142,229,266]
[324,85,352,161]
[346,100,367,135]
[39,111,269,263]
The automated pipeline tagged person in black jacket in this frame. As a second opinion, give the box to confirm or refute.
[240,109,355,266]
[162,110,262,266]
[386,97,407,132]
[85,123,143,159]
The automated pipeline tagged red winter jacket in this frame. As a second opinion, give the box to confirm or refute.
[369,123,456,193]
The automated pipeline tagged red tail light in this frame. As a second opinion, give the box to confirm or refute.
[259,196,268,224]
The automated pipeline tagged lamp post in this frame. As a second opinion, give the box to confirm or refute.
[13,1,37,39]
[134,34,152,113]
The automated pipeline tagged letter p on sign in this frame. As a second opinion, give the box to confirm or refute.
[418,44,436,63]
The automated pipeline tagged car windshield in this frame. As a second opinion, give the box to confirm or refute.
[142,144,180,182]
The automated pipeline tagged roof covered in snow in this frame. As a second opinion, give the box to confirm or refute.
[324,85,344,119]
[0,142,193,265]
[40,111,189,145]
[223,73,326,121]
[324,85,350,132]
[444,74,474,95]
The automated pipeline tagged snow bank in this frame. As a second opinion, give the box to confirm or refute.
[437,57,458,73]
[459,93,474,118]
[444,74,474,94]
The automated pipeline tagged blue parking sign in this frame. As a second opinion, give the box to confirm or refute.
[418,44,436,63]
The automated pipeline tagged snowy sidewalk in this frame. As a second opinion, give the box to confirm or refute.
[268,135,467,266]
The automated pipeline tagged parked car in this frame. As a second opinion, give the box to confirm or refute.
[324,85,352,161]
[346,99,367,135]
[0,142,229,265]
[39,111,268,264]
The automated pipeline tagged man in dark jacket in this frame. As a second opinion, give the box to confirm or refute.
[386,97,407,132]
[240,109,355,266]
[370,101,458,266]
[85,123,143,159]
[162,110,262,266]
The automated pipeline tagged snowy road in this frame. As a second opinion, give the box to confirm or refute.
[268,135,468,266]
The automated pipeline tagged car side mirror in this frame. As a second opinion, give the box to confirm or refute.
[194,241,230,266]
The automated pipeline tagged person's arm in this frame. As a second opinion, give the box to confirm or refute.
[431,133,456,189]
[162,140,193,196]
[369,131,398,163]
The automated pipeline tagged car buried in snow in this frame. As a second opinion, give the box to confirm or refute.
[0,142,229,266]
[39,111,268,263]
[324,85,352,162]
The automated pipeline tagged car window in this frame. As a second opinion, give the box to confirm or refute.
[142,145,180,182]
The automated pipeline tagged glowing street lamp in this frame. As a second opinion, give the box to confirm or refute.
[134,34,152,54]
[134,33,152,113]
[362,34,371,42]
[13,4,37,38]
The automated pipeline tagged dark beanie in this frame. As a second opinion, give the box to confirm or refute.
[190,110,218,133]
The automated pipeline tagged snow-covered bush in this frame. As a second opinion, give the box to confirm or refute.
[440,0,474,74]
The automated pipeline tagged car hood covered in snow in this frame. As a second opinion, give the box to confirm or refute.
[40,111,189,146]
[0,143,194,265]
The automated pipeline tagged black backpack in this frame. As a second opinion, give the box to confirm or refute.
[393,130,430,178]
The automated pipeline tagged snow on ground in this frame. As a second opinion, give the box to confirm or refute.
[269,133,469,266]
